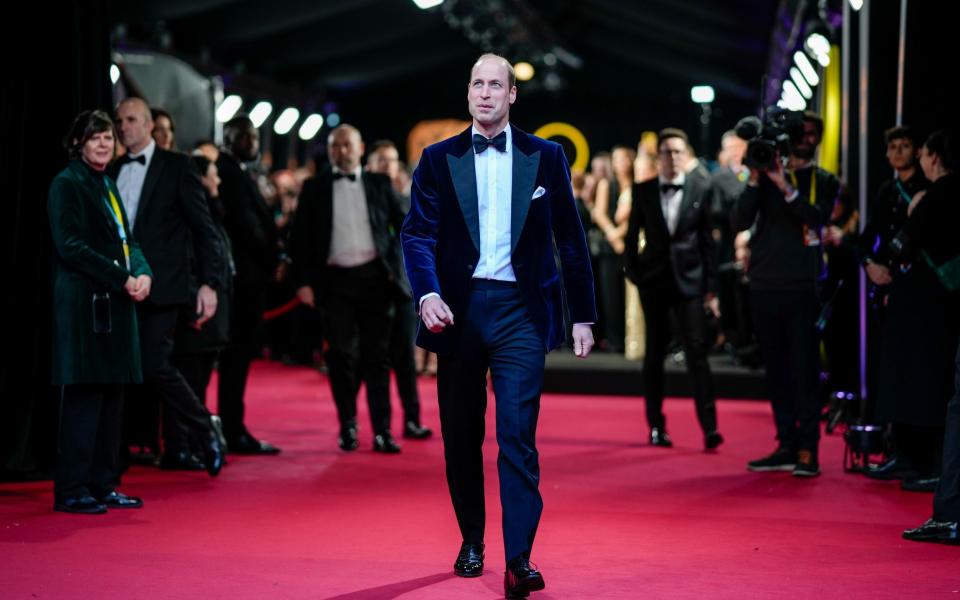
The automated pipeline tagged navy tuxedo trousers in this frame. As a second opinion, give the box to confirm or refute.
[437,279,545,562]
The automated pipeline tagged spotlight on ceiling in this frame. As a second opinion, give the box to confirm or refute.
[411,0,444,9]
[249,101,274,128]
[216,95,243,123]
[514,62,535,82]
[298,114,325,141]
[690,85,715,104]
[273,107,300,135]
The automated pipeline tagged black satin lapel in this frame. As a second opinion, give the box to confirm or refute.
[510,148,540,252]
[447,150,480,253]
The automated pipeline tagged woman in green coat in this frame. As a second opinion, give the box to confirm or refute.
[48,110,153,514]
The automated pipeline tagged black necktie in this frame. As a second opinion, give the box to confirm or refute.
[120,153,146,166]
[660,182,682,194]
[333,171,357,182]
[473,131,507,154]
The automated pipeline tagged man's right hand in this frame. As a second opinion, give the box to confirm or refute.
[296,285,315,308]
[866,262,892,286]
[421,296,454,332]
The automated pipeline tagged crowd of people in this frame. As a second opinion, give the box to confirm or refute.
[47,72,958,553]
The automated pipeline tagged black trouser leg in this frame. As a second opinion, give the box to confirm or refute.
[639,291,670,430]
[390,298,421,424]
[218,284,265,440]
[674,296,717,434]
[55,384,123,499]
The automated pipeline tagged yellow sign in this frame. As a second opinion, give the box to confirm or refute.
[534,122,590,172]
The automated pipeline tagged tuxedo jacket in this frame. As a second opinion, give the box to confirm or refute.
[290,168,411,302]
[401,125,597,355]
[623,175,717,299]
[108,148,224,306]
[216,153,277,287]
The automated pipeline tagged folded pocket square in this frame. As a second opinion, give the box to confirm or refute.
[532,186,546,199]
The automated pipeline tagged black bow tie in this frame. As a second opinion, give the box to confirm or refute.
[660,182,683,193]
[473,131,507,154]
[120,153,146,166]
[333,171,357,182]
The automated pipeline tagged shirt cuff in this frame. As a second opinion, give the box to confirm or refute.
[418,292,440,312]
[572,322,595,326]
[784,188,800,203]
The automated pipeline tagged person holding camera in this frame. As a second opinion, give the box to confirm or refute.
[48,110,153,513]
[732,112,839,477]
[876,129,960,493]
[623,128,722,450]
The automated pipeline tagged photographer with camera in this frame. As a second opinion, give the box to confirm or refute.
[732,111,839,477]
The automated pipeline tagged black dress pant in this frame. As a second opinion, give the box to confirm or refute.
[137,304,213,447]
[390,297,421,424]
[639,288,717,434]
[217,283,265,441]
[55,384,124,499]
[323,261,394,435]
[934,345,960,521]
[750,289,822,454]
[596,252,625,352]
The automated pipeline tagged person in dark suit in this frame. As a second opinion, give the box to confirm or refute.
[49,110,153,513]
[624,128,723,450]
[216,115,282,455]
[112,98,226,476]
[401,54,596,599]
[291,125,410,454]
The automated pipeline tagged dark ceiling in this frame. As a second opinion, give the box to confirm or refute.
[110,0,781,157]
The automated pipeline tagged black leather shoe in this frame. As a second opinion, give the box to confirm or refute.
[228,432,281,455]
[199,417,226,477]
[96,490,143,509]
[504,556,545,598]
[403,421,433,439]
[338,424,359,451]
[453,542,484,577]
[54,495,107,514]
[704,431,724,450]
[903,517,959,544]
[158,450,206,471]
[373,433,401,454]
[901,476,940,492]
[650,427,673,448]
[865,455,918,481]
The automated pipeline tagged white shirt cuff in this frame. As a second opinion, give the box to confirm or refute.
[418,292,440,312]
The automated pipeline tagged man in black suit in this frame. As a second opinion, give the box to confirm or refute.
[216,115,282,455]
[291,125,410,454]
[624,128,723,450]
[112,97,226,475]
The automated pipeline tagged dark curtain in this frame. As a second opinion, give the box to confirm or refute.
[0,1,112,478]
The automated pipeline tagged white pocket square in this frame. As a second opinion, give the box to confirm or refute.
[532,186,546,199]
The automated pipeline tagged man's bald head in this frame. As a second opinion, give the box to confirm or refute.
[116,96,154,153]
[327,124,365,173]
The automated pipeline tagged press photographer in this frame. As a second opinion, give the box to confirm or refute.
[731,111,840,477]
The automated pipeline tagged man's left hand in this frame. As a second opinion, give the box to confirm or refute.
[572,324,594,358]
[704,294,721,319]
[194,284,218,327]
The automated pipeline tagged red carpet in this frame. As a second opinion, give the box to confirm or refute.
[2,360,957,598]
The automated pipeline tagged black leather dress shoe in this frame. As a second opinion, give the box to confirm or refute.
[338,424,359,451]
[903,517,959,544]
[403,421,433,439]
[650,427,673,448]
[54,495,107,514]
[504,556,545,598]
[96,490,143,509]
[158,450,206,471]
[865,455,918,481]
[373,433,401,454]
[228,433,281,455]
[705,431,724,450]
[198,417,226,477]
[453,542,484,577]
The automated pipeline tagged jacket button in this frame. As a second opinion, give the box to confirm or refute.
[467,264,474,270]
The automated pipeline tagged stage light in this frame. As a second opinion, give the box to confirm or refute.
[327,112,341,127]
[793,51,820,86]
[781,80,807,111]
[110,64,120,84]
[298,114,324,140]
[249,102,273,128]
[411,0,444,8]
[849,0,863,10]
[514,62,535,82]
[805,31,831,66]
[216,95,243,123]
[273,107,300,135]
[790,67,813,99]
[690,85,715,104]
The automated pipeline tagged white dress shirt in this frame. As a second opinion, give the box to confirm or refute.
[658,173,686,236]
[327,166,377,267]
[116,139,157,229]
[472,124,515,281]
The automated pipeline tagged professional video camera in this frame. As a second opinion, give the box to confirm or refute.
[734,108,806,170]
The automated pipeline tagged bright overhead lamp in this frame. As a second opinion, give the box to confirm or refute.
[273,108,300,135]
[249,102,273,128]
[514,62,535,82]
[216,95,243,123]
[793,51,820,86]
[790,68,813,99]
[298,114,325,140]
[690,85,715,104]
[411,0,444,8]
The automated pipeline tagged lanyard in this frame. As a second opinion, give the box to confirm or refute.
[788,168,817,206]
[894,179,913,204]
[102,178,131,270]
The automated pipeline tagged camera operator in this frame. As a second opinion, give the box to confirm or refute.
[874,129,960,493]
[732,112,839,477]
